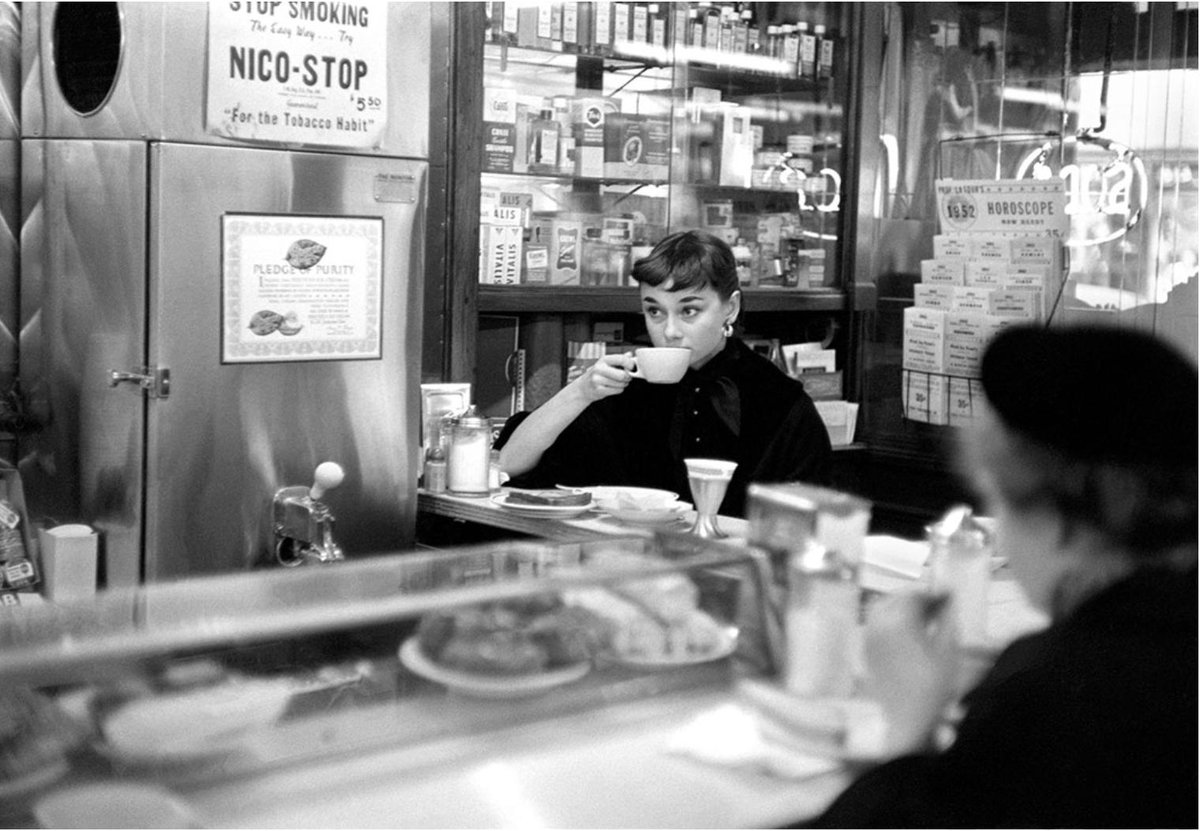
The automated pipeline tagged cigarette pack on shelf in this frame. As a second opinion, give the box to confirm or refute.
[0,463,39,596]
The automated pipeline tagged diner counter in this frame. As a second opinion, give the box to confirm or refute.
[417,488,750,543]
[178,682,851,829]
[2,504,1049,829]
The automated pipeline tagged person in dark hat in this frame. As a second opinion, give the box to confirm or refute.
[811,323,1197,828]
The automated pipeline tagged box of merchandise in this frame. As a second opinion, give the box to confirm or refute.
[702,199,735,229]
[902,307,947,373]
[604,113,670,181]
[920,258,965,285]
[965,260,1007,287]
[989,289,1042,319]
[480,223,523,285]
[950,286,994,313]
[522,243,549,284]
[530,213,603,286]
[933,234,971,260]
[903,370,949,425]
[717,106,754,187]
[797,370,843,401]
[788,245,827,289]
[1009,234,1059,263]
[482,87,518,173]
[573,96,620,179]
[948,377,986,427]
[945,312,1004,378]
[913,283,955,310]
[969,234,1013,261]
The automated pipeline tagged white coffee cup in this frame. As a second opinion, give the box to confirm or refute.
[628,347,691,383]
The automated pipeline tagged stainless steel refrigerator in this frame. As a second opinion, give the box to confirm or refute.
[18,2,432,585]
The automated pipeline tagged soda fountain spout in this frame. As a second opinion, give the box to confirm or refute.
[273,462,346,566]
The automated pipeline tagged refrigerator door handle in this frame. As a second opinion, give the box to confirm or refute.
[109,367,170,398]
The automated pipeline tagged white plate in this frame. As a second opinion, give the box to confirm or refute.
[560,485,680,505]
[398,638,590,699]
[34,782,202,829]
[610,624,739,669]
[602,502,692,526]
[491,493,595,518]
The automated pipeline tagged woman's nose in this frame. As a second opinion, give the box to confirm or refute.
[662,315,683,340]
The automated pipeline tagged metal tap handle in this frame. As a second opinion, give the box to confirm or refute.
[309,462,345,501]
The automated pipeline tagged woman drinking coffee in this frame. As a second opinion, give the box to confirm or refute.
[496,230,832,518]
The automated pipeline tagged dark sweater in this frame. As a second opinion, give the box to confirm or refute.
[813,566,1199,828]
[498,338,832,518]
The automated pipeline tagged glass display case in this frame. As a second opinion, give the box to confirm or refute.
[472,2,863,414]
[0,534,850,827]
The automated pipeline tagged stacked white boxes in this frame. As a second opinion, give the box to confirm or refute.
[903,178,1068,426]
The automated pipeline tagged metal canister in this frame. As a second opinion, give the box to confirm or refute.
[446,406,492,496]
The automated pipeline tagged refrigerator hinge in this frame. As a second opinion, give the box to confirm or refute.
[109,366,171,399]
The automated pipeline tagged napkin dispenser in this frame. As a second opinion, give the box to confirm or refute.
[745,482,872,585]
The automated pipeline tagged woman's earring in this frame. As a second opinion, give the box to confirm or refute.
[722,320,734,338]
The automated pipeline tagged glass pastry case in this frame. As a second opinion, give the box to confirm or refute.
[0,534,850,828]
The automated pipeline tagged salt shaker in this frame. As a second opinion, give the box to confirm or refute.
[783,540,860,698]
[446,406,492,496]
[925,504,993,648]
[423,446,447,493]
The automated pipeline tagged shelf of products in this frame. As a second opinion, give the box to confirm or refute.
[479,284,850,314]
[469,1,859,414]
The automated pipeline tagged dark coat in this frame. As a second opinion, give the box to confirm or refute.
[499,338,832,517]
[813,566,1199,828]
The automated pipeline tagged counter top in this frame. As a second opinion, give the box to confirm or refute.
[181,685,849,829]
[418,489,750,543]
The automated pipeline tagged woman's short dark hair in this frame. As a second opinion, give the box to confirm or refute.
[631,230,739,299]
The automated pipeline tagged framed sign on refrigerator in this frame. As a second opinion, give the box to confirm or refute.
[221,213,384,363]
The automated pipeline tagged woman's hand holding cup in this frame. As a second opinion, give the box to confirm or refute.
[575,352,636,402]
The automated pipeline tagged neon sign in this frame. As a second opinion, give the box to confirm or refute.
[1016,134,1148,247]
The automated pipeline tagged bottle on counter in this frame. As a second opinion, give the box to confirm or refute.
[784,540,860,698]
[529,106,560,175]
[925,504,993,647]
[446,405,493,496]
[423,446,447,494]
